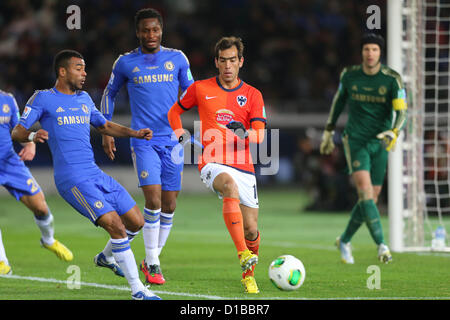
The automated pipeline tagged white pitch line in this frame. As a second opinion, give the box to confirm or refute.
[0,274,227,300]
[1,274,448,300]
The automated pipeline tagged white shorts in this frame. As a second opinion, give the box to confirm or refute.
[200,163,259,208]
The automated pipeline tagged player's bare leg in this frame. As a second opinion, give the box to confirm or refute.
[120,205,145,233]
[141,184,166,284]
[20,192,73,261]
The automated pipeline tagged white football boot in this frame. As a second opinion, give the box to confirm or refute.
[335,237,354,264]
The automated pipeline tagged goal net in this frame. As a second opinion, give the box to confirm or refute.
[399,0,450,252]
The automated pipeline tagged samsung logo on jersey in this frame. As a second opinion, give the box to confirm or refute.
[133,74,174,84]
[57,115,90,125]
[0,116,10,124]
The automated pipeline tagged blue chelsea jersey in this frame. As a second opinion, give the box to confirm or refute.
[101,46,194,143]
[0,91,20,161]
[20,88,107,187]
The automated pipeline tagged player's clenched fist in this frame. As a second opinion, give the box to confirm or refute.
[136,128,153,140]
[32,129,49,143]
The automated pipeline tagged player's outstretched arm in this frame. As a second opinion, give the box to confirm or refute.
[96,121,152,140]
[11,124,48,144]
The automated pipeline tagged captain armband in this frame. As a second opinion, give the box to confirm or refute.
[392,98,407,111]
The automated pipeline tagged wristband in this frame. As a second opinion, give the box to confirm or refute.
[28,132,36,142]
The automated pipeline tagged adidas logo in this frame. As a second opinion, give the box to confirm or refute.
[132,66,140,73]
[56,107,65,113]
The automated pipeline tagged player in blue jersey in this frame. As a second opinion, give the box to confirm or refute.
[11,50,160,300]
[0,90,73,275]
[100,8,194,285]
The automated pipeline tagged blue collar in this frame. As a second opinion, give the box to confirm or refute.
[216,77,244,92]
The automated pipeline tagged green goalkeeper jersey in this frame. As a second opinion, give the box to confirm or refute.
[326,64,407,141]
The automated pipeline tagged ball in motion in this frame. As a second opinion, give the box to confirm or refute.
[268,255,306,291]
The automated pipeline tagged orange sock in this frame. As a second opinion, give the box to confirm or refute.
[223,197,247,252]
[243,231,260,278]
[245,231,260,256]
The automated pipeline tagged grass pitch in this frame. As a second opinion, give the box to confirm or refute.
[0,189,449,300]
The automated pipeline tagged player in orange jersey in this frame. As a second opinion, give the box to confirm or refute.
[168,36,266,293]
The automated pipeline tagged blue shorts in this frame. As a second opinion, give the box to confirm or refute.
[130,136,184,191]
[57,171,136,226]
[0,154,41,201]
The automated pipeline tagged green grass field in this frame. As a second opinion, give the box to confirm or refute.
[0,189,449,300]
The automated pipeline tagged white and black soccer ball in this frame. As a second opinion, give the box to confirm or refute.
[268,255,306,291]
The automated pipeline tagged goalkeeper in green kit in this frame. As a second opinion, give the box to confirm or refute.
[320,33,407,264]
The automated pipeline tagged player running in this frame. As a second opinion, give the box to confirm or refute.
[100,8,194,285]
[11,49,160,300]
[0,90,73,275]
[168,36,266,293]
[320,33,407,264]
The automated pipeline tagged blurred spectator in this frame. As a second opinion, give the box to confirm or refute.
[293,128,356,211]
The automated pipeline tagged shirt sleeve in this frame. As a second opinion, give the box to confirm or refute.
[89,97,107,128]
[177,51,195,91]
[390,74,408,131]
[177,81,197,111]
[248,88,267,128]
[19,91,44,129]
[8,94,20,129]
[101,55,127,120]
[325,68,349,130]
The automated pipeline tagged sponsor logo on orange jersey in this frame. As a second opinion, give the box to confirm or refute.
[215,109,234,128]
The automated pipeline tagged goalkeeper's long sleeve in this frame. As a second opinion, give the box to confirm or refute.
[325,69,349,131]
[325,87,348,131]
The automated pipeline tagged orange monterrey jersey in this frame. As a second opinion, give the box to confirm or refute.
[177,76,266,174]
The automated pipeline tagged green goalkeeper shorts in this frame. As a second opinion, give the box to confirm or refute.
[341,133,388,186]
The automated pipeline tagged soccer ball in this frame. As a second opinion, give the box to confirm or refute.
[268,255,306,291]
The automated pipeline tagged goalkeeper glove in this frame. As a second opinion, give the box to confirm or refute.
[178,132,204,153]
[320,130,335,155]
[376,128,399,151]
[226,120,249,139]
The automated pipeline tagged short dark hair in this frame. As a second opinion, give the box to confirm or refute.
[214,36,244,59]
[53,49,83,78]
[135,8,163,31]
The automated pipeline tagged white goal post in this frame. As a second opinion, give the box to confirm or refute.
[388,0,450,252]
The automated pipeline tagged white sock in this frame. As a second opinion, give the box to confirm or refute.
[102,230,139,264]
[0,228,9,265]
[158,212,174,256]
[143,208,160,266]
[110,237,145,294]
[34,211,55,246]
[101,239,114,263]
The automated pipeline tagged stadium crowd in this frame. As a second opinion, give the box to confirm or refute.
[0,0,386,112]
[0,0,388,210]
